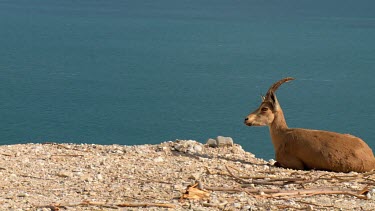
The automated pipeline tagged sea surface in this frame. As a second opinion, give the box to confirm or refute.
[1,0,375,159]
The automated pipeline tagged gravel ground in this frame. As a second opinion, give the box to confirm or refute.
[1,140,375,210]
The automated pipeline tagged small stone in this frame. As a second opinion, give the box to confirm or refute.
[173,144,184,152]
[268,159,276,165]
[97,174,103,181]
[153,157,164,162]
[10,174,18,179]
[18,193,29,197]
[198,157,208,162]
[233,203,241,208]
[206,138,217,147]
[193,145,203,153]
[216,136,234,147]
[173,184,184,191]
[188,173,201,180]
[56,171,72,178]
[307,205,314,210]
[187,146,196,154]
[243,205,253,210]
[80,174,93,182]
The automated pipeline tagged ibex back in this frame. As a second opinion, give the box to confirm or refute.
[244,77,375,172]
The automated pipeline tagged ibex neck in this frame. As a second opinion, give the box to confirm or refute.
[270,109,288,130]
[269,109,288,151]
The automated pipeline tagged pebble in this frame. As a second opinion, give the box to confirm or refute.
[97,174,103,181]
[80,174,93,182]
[233,202,241,208]
[206,138,217,147]
[188,173,201,180]
[193,145,203,153]
[216,136,234,147]
[307,205,314,210]
[17,193,29,197]
[206,136,234,148]
[268,159,277,165]
[153,157,164,162]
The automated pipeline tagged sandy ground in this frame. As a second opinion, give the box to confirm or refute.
[1,140,375,210]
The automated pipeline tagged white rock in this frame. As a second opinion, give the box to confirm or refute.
[188,173,201,180]
[97,174,103,181]
[216,136,234,147]
[193,145,203,153]
[153,157,164,162]
[268,159,276,165]
[206,138,217,147]
[233,203,241,208]
[80,174,93,182]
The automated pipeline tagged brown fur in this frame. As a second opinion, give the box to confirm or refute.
[244,77,375,172]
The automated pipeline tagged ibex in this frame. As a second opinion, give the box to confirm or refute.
[244,77,375,172]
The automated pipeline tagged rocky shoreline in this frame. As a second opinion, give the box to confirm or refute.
[1,139,375,210]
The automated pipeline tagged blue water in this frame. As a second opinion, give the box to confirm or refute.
[1,0,375,159]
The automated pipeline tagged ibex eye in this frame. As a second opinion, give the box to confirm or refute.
[261,107,268,112]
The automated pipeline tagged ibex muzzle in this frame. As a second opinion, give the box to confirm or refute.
[244,77,375,172]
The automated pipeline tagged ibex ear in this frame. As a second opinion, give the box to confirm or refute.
[260,95,265,102]
[269,92,280,110]
[269,92,276,103]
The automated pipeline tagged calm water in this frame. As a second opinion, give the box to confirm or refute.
[1,0,375,159]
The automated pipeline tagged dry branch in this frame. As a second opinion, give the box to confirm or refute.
[182,183,210,200]
[225,165,336,186]
[0,153,12,157]
[117,202,175,208]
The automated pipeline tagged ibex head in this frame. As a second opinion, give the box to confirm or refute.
[244,77,294,126]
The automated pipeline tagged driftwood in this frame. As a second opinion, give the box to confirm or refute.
[181,183,210,200]
[117,202,175,208]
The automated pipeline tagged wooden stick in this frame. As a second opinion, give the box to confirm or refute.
[117,202,175,208]
[225,165,249,183]
[0,153,12,157]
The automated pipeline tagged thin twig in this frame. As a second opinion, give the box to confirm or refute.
[1,153,12,157]
[225,165,249,183]
[116,202,175,208]
[18,174,54,180]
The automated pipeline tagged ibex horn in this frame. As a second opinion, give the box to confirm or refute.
[264,77,295,101]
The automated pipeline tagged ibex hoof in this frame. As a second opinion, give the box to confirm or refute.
[273,161,282,167]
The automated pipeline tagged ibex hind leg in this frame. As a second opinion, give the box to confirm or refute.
[275,157,306,171]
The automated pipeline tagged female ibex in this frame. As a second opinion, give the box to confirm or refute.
[244,77,375,172]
